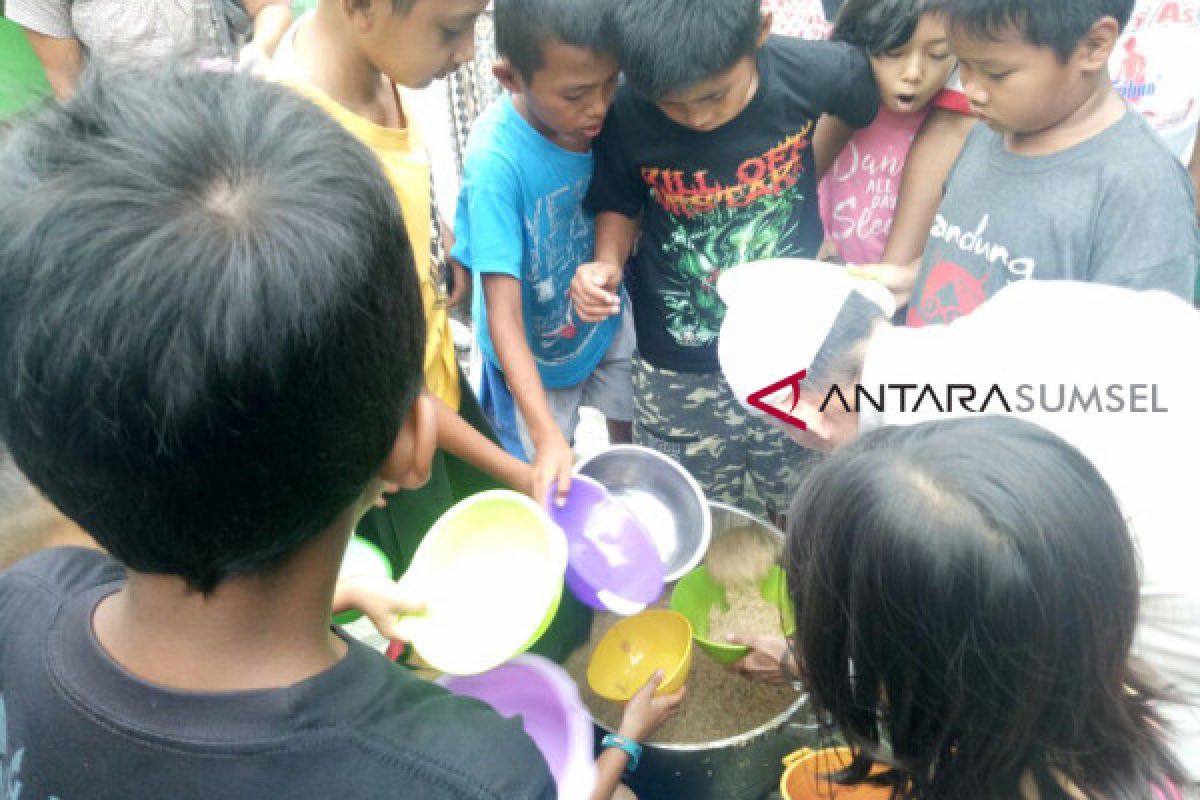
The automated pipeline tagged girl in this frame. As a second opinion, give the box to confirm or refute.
[785,417,1184,799]
[817,0,958,265]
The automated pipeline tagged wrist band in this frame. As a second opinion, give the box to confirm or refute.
[601,733,642,773]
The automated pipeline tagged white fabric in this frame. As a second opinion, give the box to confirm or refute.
[858,280,1200,780]
[717,258,895,415]
[5,0,217,67]
[1112,0,1200,163]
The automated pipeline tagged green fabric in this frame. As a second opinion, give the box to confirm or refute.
[0,19,52,121]
[356,374,591,664]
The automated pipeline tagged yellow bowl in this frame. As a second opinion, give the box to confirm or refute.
[780,747,891,800]
[586,609,693,702]
[394,490,567,676]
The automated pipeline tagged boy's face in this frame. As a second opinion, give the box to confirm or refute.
[656,53,760,132]
[504,40,619,152]
[869,13,956,114]
[951,25,1099,140]
[359,0,489,89]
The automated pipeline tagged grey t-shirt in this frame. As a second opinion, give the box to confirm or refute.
[0,548,556,800]
[5,0,228,65]
[908,111,1199,327]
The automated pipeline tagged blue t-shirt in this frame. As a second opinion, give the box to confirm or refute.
[452,94,618,389]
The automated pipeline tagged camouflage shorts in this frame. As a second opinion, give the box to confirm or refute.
[632,353,817,520]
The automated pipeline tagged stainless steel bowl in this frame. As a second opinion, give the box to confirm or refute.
[577,445,712,582]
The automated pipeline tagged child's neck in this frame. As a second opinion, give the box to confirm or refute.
[1007,75,1125,157]
[294,6,406,129]
[92,523,355,693]
[511,94,590,154]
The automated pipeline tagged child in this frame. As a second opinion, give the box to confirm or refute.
[785,417,1186,798]
[0,67,552,797]
[903,0,1198,325]
[571,0,879,520]
[269,0,590,660]
[452,0,633,496]
[817,0,958,265]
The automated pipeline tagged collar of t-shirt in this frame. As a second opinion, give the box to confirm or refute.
[48,580,382,745]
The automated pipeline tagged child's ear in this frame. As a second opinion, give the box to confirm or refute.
[493,60,524,95]
[379,392,437,490]
[1076,16,1121,70]
[343,0,379,33]
[758,12,773,47]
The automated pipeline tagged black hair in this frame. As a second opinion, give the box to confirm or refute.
[833,0,940,55]
[785,417,1183,800]
[805,291,886,391]
[934,0,1135,61]
[0,66,426,593]
[495,0,615,82]
[610,0,762,101]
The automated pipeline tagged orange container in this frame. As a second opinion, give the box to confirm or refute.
[780,747,891,800]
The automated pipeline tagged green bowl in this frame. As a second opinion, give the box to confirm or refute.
[670,564,794,665]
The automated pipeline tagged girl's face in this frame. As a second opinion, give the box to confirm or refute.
[869,12,956,114]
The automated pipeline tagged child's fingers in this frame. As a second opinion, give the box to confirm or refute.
[554,466,572,508]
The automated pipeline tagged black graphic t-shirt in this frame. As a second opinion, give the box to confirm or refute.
[586,36,879,372]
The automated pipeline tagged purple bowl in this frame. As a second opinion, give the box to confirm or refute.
[546,475,665,614]
[440,656,597,798]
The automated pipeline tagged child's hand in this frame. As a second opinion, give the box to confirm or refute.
[571,261,623,323]
[533,430,575,508]
[847,263,918,308]
[617,670,686,743]
[333,573,424,642]
[725,634,802,685]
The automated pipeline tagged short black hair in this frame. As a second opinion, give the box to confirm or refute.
[495,0,615,82]
[610,0,762,101]
[787,417,1183,797]
[0,67,426,593]
[934,0,1135,61]
[806,291,887,391]
[834,0,940,55]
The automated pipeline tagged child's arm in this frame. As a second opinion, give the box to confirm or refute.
[484,275,574,505]
[333,572,424,641]
[571,212,639,323]
[242,0,292,60]
[880,108,974,267]
[591,671,686,800]
[432,395,534,496]
[19,28,83,102]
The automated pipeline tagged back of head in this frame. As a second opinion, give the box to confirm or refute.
[833,0,939,55]
[610,0,762,101]
[933,0,1135,60]
[0,67,425,593]
[786,417,1180,798]
[495,0,615,81]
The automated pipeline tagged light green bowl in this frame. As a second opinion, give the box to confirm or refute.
[670,564,794,665]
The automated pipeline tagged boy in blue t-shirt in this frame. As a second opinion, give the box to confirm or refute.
[452,0,631,503]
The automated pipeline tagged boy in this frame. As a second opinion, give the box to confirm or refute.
[571,0,879,520]
[903,0,1198,325]
[452,0,631,497]
[0,451,97,571]
[0,67,553,798]
[269,0,588,661]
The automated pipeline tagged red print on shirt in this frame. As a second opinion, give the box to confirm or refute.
[641,123,814,219]
[907,261,988,327]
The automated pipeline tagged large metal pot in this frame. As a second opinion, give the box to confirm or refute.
[589,504,818,800]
